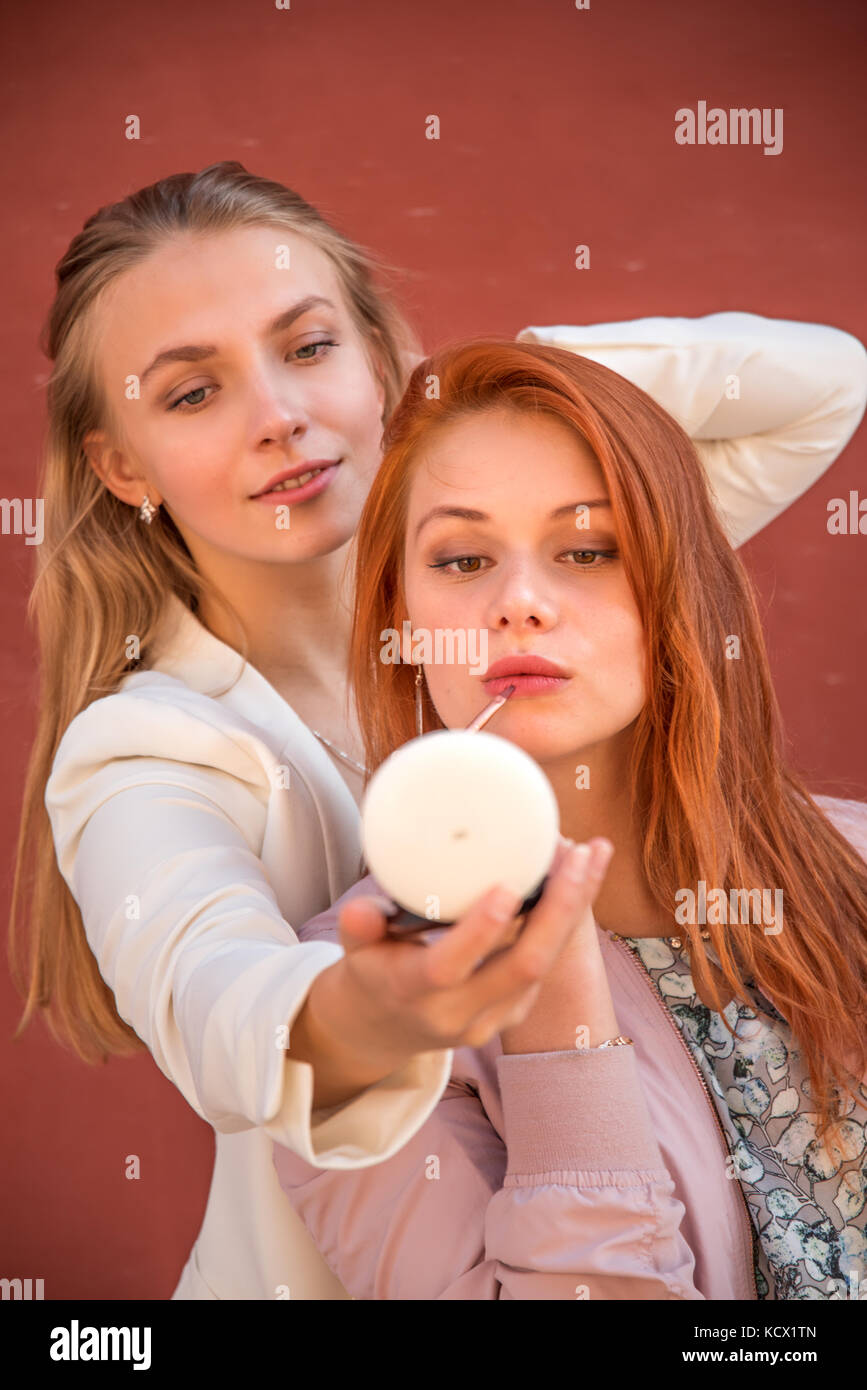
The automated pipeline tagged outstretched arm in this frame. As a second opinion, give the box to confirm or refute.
[44,689,452,1169]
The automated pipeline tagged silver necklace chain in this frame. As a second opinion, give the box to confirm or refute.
[310,728,369,776]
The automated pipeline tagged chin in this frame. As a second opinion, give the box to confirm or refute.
[269,515,358,559]
[482,717,571,759]
[506,705,609,754]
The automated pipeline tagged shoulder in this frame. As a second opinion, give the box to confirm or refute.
[44,672,288,877]
[47,669,275,796]
[811,794,867,862]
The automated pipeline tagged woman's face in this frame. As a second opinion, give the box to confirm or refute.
[84,225,387,567]
[402,406,647,768]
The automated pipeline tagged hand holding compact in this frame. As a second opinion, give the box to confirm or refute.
[328,832,615,1064]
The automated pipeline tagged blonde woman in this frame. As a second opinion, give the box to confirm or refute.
[9,160,867,1300]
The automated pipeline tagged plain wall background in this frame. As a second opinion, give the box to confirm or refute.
[1,0,865,1297]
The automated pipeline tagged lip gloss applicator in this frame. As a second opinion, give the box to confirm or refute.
[465,684,517,732]
[359,681,560,937]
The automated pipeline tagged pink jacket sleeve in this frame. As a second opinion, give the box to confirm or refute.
[271,878,705,1300]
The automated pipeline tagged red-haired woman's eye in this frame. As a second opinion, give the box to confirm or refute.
[563,549,618,567]
[428,555,488,575]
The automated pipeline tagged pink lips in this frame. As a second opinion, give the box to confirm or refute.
[251,461,340,505]
[481,653,570,699]
[482,673,569,696]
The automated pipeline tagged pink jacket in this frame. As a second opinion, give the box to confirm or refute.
[272,875,760,1300]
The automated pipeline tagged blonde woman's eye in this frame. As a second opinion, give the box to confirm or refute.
[168,385,213,412]
[292,339,338,361]
[428,555,488,575]
[167,339,338,411]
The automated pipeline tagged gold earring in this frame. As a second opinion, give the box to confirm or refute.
[415,665,424,737]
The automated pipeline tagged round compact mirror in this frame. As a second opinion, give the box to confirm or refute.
[360,728,560,935]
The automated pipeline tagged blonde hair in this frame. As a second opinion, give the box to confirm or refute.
[8,161,421,1061]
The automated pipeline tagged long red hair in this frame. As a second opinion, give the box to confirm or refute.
[349,336,867,1143]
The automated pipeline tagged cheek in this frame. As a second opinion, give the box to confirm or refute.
[402,576,474,696]
[402,568,431,627]
[606,612,646,707]
[405,575,481,646]
[161,453,234,513]
[133,405,234,503]
[146,447,243,540]
[330,359,384,436]
[579,592,646,703]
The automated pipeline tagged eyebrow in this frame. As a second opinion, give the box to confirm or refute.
[139,294,338,386]
[413,499,612,542]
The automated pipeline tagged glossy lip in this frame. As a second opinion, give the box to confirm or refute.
[481,653,570,681]
[250,459,341,498]
[482,673,569,697]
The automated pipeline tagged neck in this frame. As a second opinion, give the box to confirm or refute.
[194,536,357,690]
[540,725,676,938]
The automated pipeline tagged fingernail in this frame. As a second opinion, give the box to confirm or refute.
[562,842,591,884]
[589,839,614,875]
[488,885,521,921]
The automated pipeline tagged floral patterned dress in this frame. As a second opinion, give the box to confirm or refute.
[620,932,867,1300]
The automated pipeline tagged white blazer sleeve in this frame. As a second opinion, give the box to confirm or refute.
[516,312,867,547]
[44,688,451,1169]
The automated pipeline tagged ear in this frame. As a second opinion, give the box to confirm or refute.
[82,428,163,509]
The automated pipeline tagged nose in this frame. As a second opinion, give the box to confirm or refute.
[484,558,558,633]
[248,360,311,446]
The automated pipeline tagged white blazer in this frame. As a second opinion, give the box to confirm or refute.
[44,313,867,1300]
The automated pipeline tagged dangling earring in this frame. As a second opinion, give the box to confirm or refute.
[415,664,424,737]
[139,494,158,525]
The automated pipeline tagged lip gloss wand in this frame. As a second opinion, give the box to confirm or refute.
[464,683,517,731]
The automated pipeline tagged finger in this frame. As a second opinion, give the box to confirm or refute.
[417,882,532,989]
[442,836,576,976]
[412,838,588,988]
[446,838,613,1015]
[336,897,393,953]
[549,834,577,876]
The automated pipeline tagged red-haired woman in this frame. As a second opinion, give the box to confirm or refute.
[274,337,867,1300]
